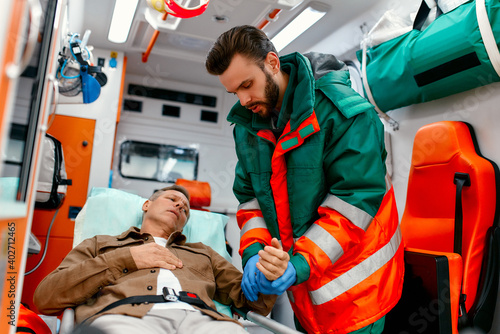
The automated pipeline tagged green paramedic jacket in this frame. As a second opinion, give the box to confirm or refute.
[227,52,404,333]
[228,52,388,278]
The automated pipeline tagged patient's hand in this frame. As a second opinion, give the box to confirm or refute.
[256,238,289,281]
[130,243,183,270]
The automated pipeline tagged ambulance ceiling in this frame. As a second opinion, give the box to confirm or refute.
[68,0,383,87]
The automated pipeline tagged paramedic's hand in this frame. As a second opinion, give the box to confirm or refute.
[256,262,296,295]
[130,243,183,270]
[257,238,289,280]
[242,254,260,302]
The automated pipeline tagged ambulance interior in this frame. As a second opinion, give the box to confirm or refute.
[1,0,500,333]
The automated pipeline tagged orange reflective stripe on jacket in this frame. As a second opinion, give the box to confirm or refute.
[237,198,272,255]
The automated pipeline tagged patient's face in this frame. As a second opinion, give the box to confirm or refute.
[142,190,190,235]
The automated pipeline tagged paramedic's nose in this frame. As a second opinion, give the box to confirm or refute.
[239,92,251,107]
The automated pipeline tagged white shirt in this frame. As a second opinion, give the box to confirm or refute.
[150,237,195,311]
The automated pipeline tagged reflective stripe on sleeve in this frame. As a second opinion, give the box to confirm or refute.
[238,198,261,211]
[321,194,373,231]
[303,224,344,265]
[309,226,402,305]
[240,216,268,238]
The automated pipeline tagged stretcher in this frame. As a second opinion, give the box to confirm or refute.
[56,186,301,334]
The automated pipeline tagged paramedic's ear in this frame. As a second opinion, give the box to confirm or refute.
[266,52,280,74]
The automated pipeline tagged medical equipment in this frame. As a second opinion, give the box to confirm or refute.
[57,31,107,103]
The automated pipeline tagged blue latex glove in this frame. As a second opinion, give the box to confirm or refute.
[255,271,277,295]
[258,261,297,295]
[242,255,260,301]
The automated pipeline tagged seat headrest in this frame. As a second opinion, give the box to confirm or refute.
[175,179,211,208]
[411,121,476,167]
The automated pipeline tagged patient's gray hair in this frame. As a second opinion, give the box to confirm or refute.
[149,185,190,201]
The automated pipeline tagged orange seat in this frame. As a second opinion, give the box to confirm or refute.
[385,121,499,334]
[175,179,211,210]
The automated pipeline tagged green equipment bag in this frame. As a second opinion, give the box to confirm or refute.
[357,0,500,115]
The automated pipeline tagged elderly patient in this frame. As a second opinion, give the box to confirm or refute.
[34,185,287,334]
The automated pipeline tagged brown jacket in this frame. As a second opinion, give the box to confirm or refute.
[34,227,276,325]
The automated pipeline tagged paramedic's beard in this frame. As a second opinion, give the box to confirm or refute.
[247,70,279,118]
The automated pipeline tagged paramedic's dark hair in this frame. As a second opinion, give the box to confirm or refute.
[205,25,277,75]
[149,185,191,219]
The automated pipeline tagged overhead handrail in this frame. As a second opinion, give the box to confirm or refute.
[257,9,282,30]
[142,11,169,63]
[142,0,210,63]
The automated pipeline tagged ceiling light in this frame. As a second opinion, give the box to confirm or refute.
[108,0,139,43]
[271,3,328,52]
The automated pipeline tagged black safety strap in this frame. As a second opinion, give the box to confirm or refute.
[453,172,471,256]
[453,172,471,328]
[82,288,221,324]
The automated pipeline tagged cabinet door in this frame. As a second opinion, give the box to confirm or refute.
[22,115,95,313]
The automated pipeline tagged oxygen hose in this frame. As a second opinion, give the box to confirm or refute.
[25,209,59,275]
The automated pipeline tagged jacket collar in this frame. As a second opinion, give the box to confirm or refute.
[117,226,187,246]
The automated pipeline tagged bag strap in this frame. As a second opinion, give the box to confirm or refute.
[453,172,470,256]
[476,0,500,77]
[360,40,400,131]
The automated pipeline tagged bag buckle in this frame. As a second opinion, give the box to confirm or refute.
[162,287,179,302]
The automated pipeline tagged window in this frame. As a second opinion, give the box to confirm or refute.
[119,141,198,182]
[162,105,181,118]
[128,84,217,107]
[2,124,27,166]
[123,99,143,112]
[200,110,218,123]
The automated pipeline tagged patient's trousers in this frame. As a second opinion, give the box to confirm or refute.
[89,309,249,334]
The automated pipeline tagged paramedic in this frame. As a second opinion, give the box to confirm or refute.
[33,185,285,334]
[205,25,405,334]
